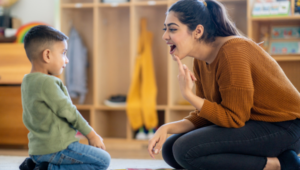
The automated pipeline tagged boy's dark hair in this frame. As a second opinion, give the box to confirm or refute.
[24,25,68,61]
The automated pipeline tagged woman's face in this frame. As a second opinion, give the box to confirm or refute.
[162,11,195,61]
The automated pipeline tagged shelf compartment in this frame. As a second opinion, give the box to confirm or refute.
[97,7,130,106]
[61,3,94,8]
[131,110,165,140]
[0,44,31,84]
[94,110,127,139]
[96,105,167,110]
[167,110,191,123]
[273,55,300,61]
[60,8,95,105]
[277,61,300,92]
[78,109,91,125]
[76,105,93,110]
[102,138,149,150]
[132,5,169,105]
[251,15,300,21]
[61,0,94,3]
[99,2,131,7]
[169,56,195,106]
[134,1,168,6]
[249,20,300,49]
[0,86,29,145]
[170,105,195,110]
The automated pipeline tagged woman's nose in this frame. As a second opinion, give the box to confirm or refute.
[162,31,169,41]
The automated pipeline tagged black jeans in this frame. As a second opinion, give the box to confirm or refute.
[162,119,300,170]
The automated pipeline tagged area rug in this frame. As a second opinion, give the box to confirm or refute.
[0,156,173,170]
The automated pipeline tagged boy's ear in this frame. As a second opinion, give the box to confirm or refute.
[194,24,204,39]
[42,49,51,63]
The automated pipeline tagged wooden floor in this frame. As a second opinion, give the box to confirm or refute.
[0,147,163,160]
[0,146,170,170]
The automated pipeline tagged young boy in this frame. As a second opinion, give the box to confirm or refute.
[19,25,110,170]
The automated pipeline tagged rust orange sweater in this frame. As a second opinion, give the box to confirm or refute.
[185,38,300,128]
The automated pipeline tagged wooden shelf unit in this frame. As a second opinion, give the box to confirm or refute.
[60,0,248,146]
[247,0,300,93]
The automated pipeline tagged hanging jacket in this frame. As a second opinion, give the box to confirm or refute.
[65,27,88,104]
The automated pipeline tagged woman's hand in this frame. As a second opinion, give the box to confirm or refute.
[175,56,197,99]
[148,126,168,159]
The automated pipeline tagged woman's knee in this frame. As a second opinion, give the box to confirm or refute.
[172,137,191,167]
[162,134,186,169]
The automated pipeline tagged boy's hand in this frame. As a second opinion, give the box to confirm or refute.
[88,135,106,150]
[86,129,106,150]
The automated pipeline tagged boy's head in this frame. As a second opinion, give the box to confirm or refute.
[24,25,69,75]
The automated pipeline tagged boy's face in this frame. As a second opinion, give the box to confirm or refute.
[48,40,68,76]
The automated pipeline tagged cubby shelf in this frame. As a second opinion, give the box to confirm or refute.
[134,1,169,6]
[60,0,249,146]
[93,105,168,110]
[247,0,300,93]
[251,15,300,21]
[273,56,300,61]
[98,3,131,7]
[76,105,93,110]
[169,105,195,110]
[61,3,94,8]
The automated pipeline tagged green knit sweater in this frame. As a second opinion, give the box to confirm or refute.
[21,72,92,155]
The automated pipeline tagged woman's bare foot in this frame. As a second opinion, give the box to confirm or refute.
[263,157,280,170]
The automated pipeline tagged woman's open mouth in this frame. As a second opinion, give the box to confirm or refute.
[170,45,176,54]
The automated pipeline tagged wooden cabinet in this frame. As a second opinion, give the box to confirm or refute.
[0,44,30,146]
[247,0,300,92]
[0,44,31,84]
[0,86,29,145]
[60,0,248,148]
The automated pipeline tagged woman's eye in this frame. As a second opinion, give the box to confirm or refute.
[162,28,177,32]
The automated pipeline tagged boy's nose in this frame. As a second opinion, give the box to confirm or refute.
[65,57,69,64]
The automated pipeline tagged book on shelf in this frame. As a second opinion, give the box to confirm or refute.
[252,0,290,17]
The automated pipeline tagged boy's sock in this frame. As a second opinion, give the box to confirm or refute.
[19,157,35,170]
[36,162,49,170]
[278,150,300,170]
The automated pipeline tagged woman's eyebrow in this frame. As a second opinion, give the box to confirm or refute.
[164,23,179,27]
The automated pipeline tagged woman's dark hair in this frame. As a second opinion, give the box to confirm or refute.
[168,0,242,43]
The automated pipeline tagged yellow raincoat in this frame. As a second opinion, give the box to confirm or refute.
[126,18,158,130]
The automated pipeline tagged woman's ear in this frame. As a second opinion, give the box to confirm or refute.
[194,24,204,39]
[42,49,51,63]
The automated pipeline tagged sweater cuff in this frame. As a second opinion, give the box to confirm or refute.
[80,124,92,136]
[184,110,212,128]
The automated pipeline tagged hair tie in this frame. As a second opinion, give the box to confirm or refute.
[203,1,207,7]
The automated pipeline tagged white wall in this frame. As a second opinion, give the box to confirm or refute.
[10,0,58,28]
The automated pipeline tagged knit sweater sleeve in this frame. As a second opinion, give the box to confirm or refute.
[184,59,213,128]
[42,77,92,136]
[202,47,254,128]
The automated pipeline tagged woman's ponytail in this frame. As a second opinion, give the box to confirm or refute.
[206,0,241,37]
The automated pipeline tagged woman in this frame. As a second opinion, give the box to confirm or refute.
[148,0,300,169]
